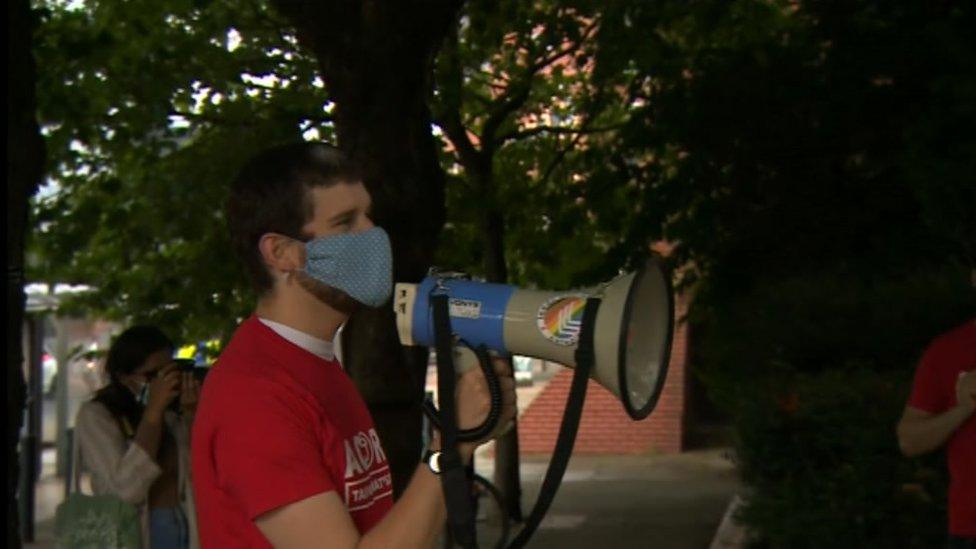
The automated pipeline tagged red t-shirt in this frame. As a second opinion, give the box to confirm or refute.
[191,316,394,547]
[907,319,976,537]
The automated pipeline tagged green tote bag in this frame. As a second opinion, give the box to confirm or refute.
[54,427,142,549]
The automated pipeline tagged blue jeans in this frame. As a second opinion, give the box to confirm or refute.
[149,507,188,549]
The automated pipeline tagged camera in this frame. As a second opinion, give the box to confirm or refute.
[168,358,209,413]
[173,358,209,381]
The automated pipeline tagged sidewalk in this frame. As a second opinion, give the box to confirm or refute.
[24,375,740,548]
[27,448,739,548]
[472,448,740,549]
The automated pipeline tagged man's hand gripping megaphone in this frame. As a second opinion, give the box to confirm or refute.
[425,341,518,452]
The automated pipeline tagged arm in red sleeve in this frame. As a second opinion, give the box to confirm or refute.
[212,377,336,520]
[907,345,949,414]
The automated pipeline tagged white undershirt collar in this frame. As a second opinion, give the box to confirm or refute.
[258,318,337,363]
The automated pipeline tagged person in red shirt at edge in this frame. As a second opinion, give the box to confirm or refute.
[191,142,517,548]
[898,315,976,549]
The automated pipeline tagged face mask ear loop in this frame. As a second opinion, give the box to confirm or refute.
[283,232,310,283]
[138,383,150,406]
[284,267,310,284]
[270,234,310,281]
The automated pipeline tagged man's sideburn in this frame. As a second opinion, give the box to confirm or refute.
[293,270,361,315]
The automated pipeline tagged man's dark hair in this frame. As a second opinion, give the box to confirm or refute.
[227,142,362,294]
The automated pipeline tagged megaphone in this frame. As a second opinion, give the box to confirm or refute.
[393,256,673,420]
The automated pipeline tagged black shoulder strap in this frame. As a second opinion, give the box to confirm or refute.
[507,297,601,548]
[431,293,478,548]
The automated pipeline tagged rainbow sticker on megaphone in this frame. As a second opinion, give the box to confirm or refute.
[536,295,587,346]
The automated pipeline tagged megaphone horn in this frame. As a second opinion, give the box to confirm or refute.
[394,256,674,420]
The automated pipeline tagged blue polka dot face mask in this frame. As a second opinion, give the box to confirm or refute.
[300,227,393,308]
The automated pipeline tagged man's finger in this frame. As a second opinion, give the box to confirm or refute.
[492,356,513,377]
[500,381,516,407]
[499,376,515,393]
[502,406,517,425]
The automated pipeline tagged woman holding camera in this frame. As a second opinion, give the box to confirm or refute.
[74,325,201,548]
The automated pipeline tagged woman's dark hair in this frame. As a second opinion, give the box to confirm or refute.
[92,325,174,431]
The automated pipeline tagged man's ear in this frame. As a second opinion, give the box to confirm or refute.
[258,233,305,275]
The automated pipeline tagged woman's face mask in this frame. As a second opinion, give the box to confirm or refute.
[124,366,158,405]
[136,383,150,405]
[120,372,151,404]
[297,227,393,308]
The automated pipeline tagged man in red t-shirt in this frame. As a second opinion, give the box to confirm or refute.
[191,142,516,548]
[898,319,976,547]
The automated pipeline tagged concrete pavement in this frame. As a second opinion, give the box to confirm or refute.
[471,449,740,549]
[25,447,739,548]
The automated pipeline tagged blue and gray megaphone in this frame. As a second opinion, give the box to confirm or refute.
[393,256,674,421]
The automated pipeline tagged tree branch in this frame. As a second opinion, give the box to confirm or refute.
[529,17,600,74]
[480,17,600,155]
[538,130,586,186]
[468,89,494,107]
[433,20,484,172]
[535,84,619,186]
[498,122,624,144]
[479,82,531,156]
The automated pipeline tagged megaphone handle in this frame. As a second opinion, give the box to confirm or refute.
[422,343,504,443]
[506,297,602,549]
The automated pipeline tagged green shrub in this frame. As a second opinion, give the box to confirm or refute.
[690,265,972,547]
[731,368,948,548]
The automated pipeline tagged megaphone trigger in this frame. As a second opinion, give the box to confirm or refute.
[450,342,479,375]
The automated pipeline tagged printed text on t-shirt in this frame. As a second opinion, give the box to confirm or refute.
[343,429,392,511]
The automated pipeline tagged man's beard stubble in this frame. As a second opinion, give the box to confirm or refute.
[292,270,361,315]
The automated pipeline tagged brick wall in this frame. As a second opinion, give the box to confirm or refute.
[518,292,690,454]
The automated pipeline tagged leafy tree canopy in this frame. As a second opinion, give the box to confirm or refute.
[29,0,975,361]
[30,0,332,343]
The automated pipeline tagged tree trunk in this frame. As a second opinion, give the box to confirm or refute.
[8,0,46,545]
[482,188,524,523]
[270,0,461,496]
